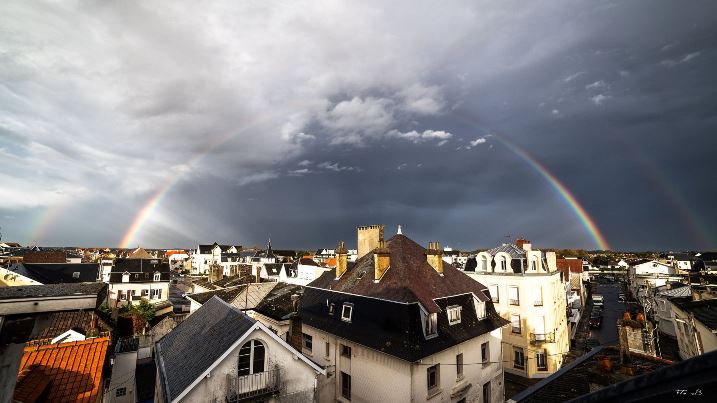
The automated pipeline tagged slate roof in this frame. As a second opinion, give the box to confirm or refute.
[672,299,717,331]
[253,283,303,320]
[487,243,526,259]
[109,258,170,283]
[655,284,691,298]
[115,337,139,353]
[308,234,491,313]
[14,337,110,403]
[264,263,286,276]
[155,297,256,402]
[22,250,67,263]
[197,244,216,254]
[187,286,245,305]
[191,270,254,291]
[0,282,106,300]
[15,263,99,284]
[34,310,112,341]
[302,287,506,362]
[509,346,672,403]
[273,249,297,258]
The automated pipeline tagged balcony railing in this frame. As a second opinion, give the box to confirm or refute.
[509,299,520,306]
[226,369,280,402]
[530,332,556,345]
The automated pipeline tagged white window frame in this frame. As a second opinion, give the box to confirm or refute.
[447,305,462,325]
[153,271,161,281]
[475,299,486,319]
[341,303,353,322]
[511,314,521,334]
[121,272,130,283]
[150,288,161,300]
[489,284,499,303]
[509,286,520,306]
[425,312,438,338]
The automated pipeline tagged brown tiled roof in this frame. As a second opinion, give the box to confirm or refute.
[309,234,489,313]
[15,337,110,403]
[23,251,67,263]
[557,258,583,274]
[34,311,112,341]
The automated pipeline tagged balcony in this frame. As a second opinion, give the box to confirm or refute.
[530,332,556,345]
[226,369,280,402]
[509,299,520,306]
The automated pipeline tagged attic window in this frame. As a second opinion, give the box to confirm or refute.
[72,272,80,279]
[122,272,130,283]
[153,272,161,281]
[475,300,486,319]
[425,313,438,337]
[341,303,353,322]
[447,305,462,325]
[329,303,335,316]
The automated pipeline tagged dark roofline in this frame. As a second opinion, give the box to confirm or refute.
[568,349,717,402]
[509,346,606,402]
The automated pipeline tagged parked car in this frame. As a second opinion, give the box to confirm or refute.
[618,293,626,302]
[589,314,603,328]
[592,294,604,307]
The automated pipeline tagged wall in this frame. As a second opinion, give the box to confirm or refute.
[108,281,169,307]
[0,295,99,315]
[179,327,320,403]
[107,351,138,403]
[302,324,504,403]
[466,270,570,379]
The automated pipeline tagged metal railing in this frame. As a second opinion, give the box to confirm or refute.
[509,299,520,306]
[530,332,556,345]
[226,369,280,402]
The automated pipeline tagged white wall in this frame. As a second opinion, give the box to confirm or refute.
[108,281,169,307]
[108,351,138,403]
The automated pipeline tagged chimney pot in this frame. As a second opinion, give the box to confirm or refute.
[426,241,443,274]
[623,311,632,321]
[336,241,348,279]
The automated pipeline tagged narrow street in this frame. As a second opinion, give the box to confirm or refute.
[588,281,621,345]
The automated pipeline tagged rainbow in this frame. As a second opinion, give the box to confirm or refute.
[492,135,611,250]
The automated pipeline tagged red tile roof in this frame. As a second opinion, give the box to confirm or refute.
[556,258,583,279]
[14,337,110,403]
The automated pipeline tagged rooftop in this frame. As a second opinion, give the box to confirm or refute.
[672,299,717,331]
[0,282,106,301]
[14,337,110,403]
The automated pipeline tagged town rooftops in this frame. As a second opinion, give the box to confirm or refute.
[253,283,303,320]
[191,269,254,291]
[22,250,67,263]
[0,282,107,300]
[109,258,170,283]
[187,286,245,305]
[672,299,717,331]
[34,310,112,342]
[487,243,526,259]
[308,234,491,313]
[13,337,110,403]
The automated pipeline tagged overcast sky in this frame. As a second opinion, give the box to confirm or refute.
[1,0,716,251]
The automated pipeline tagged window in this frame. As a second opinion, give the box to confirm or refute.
[341,303,353,322]
[456,353,463,379]
[325,341,330,358]
[302,333,313,352]
[447,305,462,325]
[116,387,127,397]
[141,289,149,297]
[531,256,538,271]
[475,300,486,319]
[341,372,351,400]
[238,340,265,376]
[425,312,438,337]
[489,284,499,303]
[427,364,440,391]
[72,272,80,279]
[153,272,161,281]
[511,314,521,334]
[536,349,547,371]
[329,303,335,316]
[508,286,519,306]
[514,347,525,369]
[500,258,507,271]
[533,287,543,306]
[480,255,489,271]
[481,342,490,364]
[151,288,161,300]
[119,290,127,301]
[122,272,130,283]
[482,382,491,403]
[341,344,352,358]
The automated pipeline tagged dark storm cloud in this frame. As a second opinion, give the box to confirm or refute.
[1,0,716,250]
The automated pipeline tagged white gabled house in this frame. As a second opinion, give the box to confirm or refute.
[155,296,326,403]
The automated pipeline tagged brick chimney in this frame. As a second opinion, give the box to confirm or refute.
[426,242,443,275]
[357,225,384,259]
[516,239,531,251]
[374,240,390,281]
[335,241,348,279]
[287,294,303,352]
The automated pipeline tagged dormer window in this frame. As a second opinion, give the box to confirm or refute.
[329,303,335,316]
[447,305,462,325]
[341,303,353,322]
[531,257,538,271]
[72,272,80,279]
[153,272,161,281]
[475,300,486,319]
[425,313,438,337]
[122,272,130,283]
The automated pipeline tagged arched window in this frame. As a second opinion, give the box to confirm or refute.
[531,256,538,271]
[480,255,489,271]
[500,258,508,272]
[238,340,265,375]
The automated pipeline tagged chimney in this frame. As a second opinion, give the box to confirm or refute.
[623,311,632,321]
[255,266,261,283]
[516,239,531,251]
[291,293,301,313]
[287,299,303,353]
[335,241,348,279]
[357,225,384,259]
[545,251,557,272]
[597,355,613,373]
[374,240,390,281]
[426,242,443,275]
[635,312,645,322]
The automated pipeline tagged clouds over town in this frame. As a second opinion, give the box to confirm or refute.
[1,0,716,250]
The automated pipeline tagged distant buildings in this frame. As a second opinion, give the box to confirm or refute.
[301,225,507,403]
[463,239,571,380]
[190,243,240,275]
[108,258,170,310]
